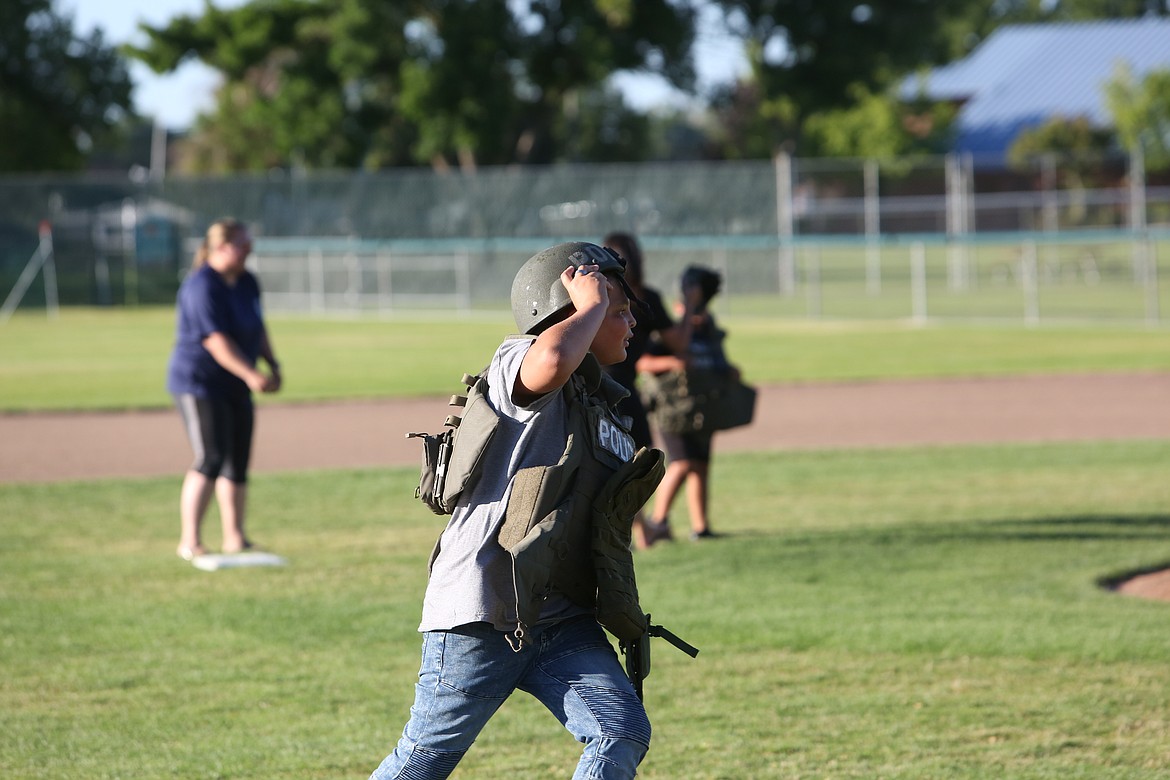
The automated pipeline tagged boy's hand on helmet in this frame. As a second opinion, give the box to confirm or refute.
[561,264,609,311]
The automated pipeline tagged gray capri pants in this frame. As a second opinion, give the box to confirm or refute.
[174,393,254,483]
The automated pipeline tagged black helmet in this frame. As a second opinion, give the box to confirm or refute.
[511,241,634,335]
[681,265,722,308]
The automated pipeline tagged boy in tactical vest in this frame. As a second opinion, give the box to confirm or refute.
[370,242,658,780]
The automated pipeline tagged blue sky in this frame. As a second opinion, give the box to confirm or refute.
[63,0,746,131]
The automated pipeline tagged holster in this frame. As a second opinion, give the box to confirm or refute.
[408,371,500,515]
[621,616,702,701]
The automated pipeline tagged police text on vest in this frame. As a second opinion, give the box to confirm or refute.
[597,418,635,462]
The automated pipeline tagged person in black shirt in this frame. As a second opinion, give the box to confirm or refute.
[637,265,738,541]
[601,232,685,549]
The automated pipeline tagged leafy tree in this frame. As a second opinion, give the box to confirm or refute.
[394,2,520,168]
[127,0,696,171]
[0,0,134,172]
[705,79,796,159]
[1008,116,1115,172]
[503,0,695,164]
[562,86,654,163]
[1007,115,1117,224]
[128,0,413,172]
[705,0,982,156]
[802,84,955,159]
[703,0,1166,159]
[1105,65,1170,171]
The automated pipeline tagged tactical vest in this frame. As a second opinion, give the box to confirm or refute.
[410,342,664,650]
[496,352,664,648]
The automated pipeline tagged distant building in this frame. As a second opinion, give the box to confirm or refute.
[902,18,1170,166]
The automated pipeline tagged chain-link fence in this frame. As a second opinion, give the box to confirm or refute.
[2,154,1168,322]
[236,231,1168,326]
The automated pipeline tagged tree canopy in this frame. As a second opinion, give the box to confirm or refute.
[1105,65,1170,170]
[0,0,134,172]
[127,0,696,172]
[7,0,1169,173]
[701,0,1167,158]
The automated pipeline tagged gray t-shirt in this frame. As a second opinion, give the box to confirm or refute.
[419,336,589,633]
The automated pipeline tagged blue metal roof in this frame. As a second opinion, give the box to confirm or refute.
[901,18,1170,163]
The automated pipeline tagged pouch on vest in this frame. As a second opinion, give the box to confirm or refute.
[498,430,592,638]
[407,427,453,515]
[496,365,637,646]
[407,371,500,515]
[591,446,665,642]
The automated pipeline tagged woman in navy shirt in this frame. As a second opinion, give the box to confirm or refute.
[167,218,282,561]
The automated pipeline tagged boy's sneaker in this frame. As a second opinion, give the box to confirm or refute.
[690,529,720,541]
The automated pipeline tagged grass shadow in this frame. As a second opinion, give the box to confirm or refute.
[930,513,1170,544]
[1097,559,1170,592]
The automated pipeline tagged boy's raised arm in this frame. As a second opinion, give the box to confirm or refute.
[515,264,609,404]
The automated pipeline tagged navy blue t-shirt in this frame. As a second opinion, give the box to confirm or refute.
[166,265,265,398]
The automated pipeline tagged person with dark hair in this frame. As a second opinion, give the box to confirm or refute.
[638,265,738,541]
[369,242,666,779]
[167,218,282,561]
[600,232,686,549]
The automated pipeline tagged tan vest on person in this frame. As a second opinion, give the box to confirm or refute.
[496,352,664,648]
[410,345,664,649]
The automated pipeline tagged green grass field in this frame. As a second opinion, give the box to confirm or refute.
[3,307,1170,412]
[3,306,1170,778]
[3,442,1170,778]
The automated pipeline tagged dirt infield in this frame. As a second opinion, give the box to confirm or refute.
[4,372,1169,599]
[4,372,1169,484]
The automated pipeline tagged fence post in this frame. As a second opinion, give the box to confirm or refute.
[774,152,796,296]
[945,154,969,290]
[1041,154,1058,232]
[1021,240,1039,327]
[150,120,168,181]
[864,158,881,295]
[805,246,821,318]
[910,242,927,325]
[963,152,977,290]
[310,248,325,314]
[377,249,393,313]
[345,251,361,308]
[1143,237,1159,326]
[1129,144,1147,231]
[457,250,471,313]
[121,199,139,306]
[40,221,58,319]
[1130,144,1147,285]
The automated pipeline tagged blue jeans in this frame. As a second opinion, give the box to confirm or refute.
[370,616,650,779]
